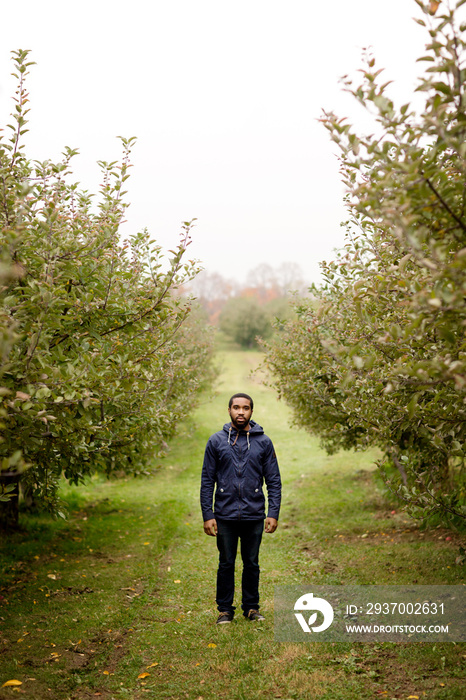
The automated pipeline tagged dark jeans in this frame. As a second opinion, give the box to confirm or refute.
[216,519,264,615]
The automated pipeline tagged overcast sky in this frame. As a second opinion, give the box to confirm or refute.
[0,0,433,286]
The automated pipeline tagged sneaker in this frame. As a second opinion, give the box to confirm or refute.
[245,609,265,621]
[216,611,234,624]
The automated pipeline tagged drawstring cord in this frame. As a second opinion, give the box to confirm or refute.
[227,426,250,449]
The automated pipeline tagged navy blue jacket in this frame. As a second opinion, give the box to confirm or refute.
[200,420,282,521]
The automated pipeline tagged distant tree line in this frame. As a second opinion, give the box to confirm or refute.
[186,263,310,348]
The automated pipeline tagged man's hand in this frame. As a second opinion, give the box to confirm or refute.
[265,517,278,533]
[203,518,217,536]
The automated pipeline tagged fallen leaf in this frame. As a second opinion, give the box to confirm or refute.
[138,672,150,679]
[207,643,217,648]
[174,580,181,583]
[102,671,110,675]
[146,663,159,668]
[47,574,57,580]
[1,681,22,688]
[407,696,419,699]
[143,542,150,546]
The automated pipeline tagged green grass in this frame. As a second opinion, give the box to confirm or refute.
[0,350,464,699]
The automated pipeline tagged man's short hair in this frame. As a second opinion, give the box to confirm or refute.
[228,393,254,410]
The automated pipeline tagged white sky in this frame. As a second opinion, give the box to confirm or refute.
[0,0,431,286]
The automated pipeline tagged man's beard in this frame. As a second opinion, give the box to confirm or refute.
[231,416,249,430]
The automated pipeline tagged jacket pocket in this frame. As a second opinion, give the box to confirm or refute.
[214,485,236,517]
[244,480,265,515]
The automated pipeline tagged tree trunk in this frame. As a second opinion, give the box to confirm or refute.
[391,454,408,486]
[0,472,20,530]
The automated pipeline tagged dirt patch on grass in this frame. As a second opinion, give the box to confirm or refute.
[50,585,95,598]
[0,680,64,700]
[70,690,114,699]
[353,647,464,699]
[328,525,465,548]
[84,628,133,669]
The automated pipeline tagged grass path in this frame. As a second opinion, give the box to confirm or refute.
[0,350,464,700]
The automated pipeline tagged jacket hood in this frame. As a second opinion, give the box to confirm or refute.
[222,419,264,435]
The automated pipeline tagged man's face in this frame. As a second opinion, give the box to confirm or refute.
[228,397,253,430]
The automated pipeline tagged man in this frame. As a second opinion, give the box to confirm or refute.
[200,392,282,624]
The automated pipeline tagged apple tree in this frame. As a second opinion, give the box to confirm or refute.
[265,1,466,524]
[0,50,214,524]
